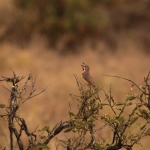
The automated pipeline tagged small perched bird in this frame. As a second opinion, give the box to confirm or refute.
[81,62,95,88]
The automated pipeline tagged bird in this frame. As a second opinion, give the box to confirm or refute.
[81,62,95,88]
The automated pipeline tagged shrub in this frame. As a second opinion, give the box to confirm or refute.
[0,70,150,150]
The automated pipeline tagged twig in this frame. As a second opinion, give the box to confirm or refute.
[74,74,84,95]
[102,74,145,94]
[19,85,49,106]
[1,85,12,92]
[43,121,69,145]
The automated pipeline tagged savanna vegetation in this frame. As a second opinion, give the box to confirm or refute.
[1,70,150,150]
[0,0,150,149]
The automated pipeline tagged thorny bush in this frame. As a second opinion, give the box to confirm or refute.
[0,71,150,150]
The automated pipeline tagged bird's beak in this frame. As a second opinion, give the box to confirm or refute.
[81,63,85,71]
[81,62,86,66]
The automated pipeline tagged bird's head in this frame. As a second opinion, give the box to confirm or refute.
[81,62,90,72]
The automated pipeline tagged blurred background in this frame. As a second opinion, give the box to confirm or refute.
[0,0,150,149]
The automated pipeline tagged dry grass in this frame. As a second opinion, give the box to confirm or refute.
[0,0,150,149]
[0,38,150,149]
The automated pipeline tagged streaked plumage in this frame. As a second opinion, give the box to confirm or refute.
[81,62,95,87]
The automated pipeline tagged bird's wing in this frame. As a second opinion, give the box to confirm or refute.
[82,73,95,87]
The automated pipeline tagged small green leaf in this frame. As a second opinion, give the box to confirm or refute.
[132,106,138,112]
[118,116,124,122]
[137,104,142,108]
[130,134,138,141]
[0,104,6,108]
[111,98,114,103]
[37,143,50,149]
[116,108,122,111]
[64,128,72,133]
[116,102,124,106]
[39,135,46,139]
[131,84,135,87]
[130,117,138,125]
[145,128,150,136]
[94,142,102,149]
[140,93,144,99]
[69,111,75,116]
[101,103,109,106]
[140,124,146,130]
[140,109,150,118]
[42,126,50,133]
[126,102,133,106]
[126,96,136,101]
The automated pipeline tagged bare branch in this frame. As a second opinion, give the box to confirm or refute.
[43,121,69,145]
[1,85,11,92]
[102,74,145,94]
[19,85,49,106]
[74,74,84,95]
